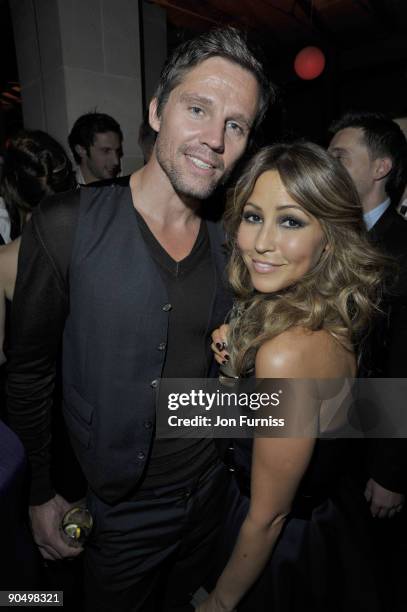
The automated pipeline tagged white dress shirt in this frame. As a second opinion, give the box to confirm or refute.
[363,198,390,231]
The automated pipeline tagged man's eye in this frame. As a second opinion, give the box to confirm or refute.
[226,121,243,135]
[242,211,262,224]
[190,106,204,116]
[280,216,305,229]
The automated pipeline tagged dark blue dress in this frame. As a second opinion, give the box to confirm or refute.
[220,438,383,612]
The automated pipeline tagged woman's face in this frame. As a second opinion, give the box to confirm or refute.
[237,170,327,294]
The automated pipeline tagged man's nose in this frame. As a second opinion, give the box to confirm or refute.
[110,151,121,166]
[200,121,225,154]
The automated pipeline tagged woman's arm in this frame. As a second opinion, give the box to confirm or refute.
[0,288,5,366]
[199,333,321,612]
[2,238,20,300]
[0,238,20,364]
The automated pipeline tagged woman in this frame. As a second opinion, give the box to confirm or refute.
[0,130,85,602]
[0,129,75,365]
[0,130,85,498]
[199,142,387,611]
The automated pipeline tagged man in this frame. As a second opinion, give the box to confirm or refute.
[328,112,407,518]
[8,28,273,610]
[68,112,123,184]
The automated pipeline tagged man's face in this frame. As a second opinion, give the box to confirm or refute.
[79,131,122,183]
[150,57,261,199]
[328,127,376,203]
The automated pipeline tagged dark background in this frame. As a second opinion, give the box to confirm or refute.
[1,0,406,145]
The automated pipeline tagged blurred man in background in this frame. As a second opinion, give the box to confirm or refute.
[68,112,123,184]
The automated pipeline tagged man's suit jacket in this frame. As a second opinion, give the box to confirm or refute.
[363,205,407,493]
[7,183,231,505]
[369,205,407,376]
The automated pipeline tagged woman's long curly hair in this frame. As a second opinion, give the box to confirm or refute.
[224,141,390,375]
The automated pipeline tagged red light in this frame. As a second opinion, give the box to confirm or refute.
[294,46,326,80]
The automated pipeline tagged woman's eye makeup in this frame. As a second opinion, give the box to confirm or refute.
[242,209,263,223]
[242,208,307,229]
[279,215,306,229]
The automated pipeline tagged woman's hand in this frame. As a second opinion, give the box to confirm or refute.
[211,323,230,365]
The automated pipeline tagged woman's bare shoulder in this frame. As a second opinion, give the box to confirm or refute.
[255,327,354,378]
[0,237,20,264]
[0,238,20,296]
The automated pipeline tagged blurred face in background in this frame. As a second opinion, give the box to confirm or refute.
[328,127,377,206]
[76,131,122,183]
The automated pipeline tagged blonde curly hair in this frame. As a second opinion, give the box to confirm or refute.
[224,141,390,375]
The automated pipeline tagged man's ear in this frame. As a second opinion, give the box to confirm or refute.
[149,98,160,133]
[374,157,392,181]
[75,144,87,160]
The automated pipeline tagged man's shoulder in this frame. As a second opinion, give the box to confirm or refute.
[38,187,80,217]
[380,205,407,233]
[374,206,407,253]
[83,175,131,189]
[35,188,81,231]
[30,190,82,274]
[36,176,131,224]
[385,205,407,229]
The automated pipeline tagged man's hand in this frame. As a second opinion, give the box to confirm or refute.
[211,323,230,365]
[29,494,84,560]
[364,478,405,519]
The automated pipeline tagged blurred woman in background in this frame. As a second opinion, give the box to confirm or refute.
[0,129,75,365]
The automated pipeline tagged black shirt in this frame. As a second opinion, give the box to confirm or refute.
[133,208,217,488]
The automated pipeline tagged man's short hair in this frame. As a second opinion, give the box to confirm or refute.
[153,27,274,134]
[329,111,407,203]
[68,112,123,164]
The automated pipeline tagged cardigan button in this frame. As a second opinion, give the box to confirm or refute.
[157,342,166,351]
[162,303,172,312]
[144,420,152,429]
[150,379,159,388]
[137,451,145,460]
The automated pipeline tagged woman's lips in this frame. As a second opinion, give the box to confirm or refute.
[251,259,283,273]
